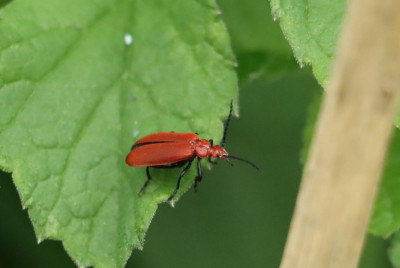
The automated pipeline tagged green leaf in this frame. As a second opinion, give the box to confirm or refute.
[235,51,299,85]
[0,0,237,267]
[370,130,400,237]
[270,0,346,86]
[217,0,299,85]
[0,0,12,9]
[300,89,322,164]
[218,0,291,54]
[389,231,400,268]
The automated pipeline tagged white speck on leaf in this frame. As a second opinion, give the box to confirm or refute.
[124,33,133,45]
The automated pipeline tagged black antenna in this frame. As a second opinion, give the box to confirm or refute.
[224,155,260,171]
[222,157,234,166]
[220,100,233,148]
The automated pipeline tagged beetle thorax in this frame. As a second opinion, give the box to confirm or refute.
[192,139,211,158]
[192,139,229,159]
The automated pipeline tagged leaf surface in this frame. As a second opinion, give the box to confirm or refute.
[0,0,237,266]
[388,231,400,267]
[370,131,400,237]
[270,0,346,86]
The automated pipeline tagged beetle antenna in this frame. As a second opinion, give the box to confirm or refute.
[222,157,234,166]
[223,155,260,171]
[220,100,233,148]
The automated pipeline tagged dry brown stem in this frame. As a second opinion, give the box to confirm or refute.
[280,0,400,267]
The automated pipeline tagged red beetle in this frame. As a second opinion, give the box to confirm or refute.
[125,101,259,201]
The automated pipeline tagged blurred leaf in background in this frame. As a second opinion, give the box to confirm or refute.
[270,0,346,86]
[217,0,299,84]
[369,130,400,237]
[388,232,400,268]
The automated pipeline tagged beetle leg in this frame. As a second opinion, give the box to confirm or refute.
[139,161,189,196]
[207,139,217,164]
[139,167,152,195]
[194,157,202,192]
[168,158,194,201]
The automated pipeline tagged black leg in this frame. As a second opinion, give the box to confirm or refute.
[207,139,217,164]
[194,157,203,192]
[138,161,189,197]
[168,158,194,201]
[207,139,216,165]
[139,167,152,195]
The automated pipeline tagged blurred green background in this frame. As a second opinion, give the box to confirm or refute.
[0,0,393,267]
